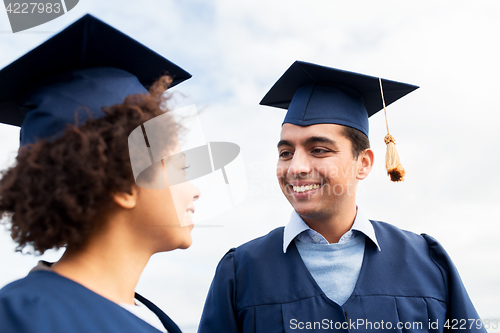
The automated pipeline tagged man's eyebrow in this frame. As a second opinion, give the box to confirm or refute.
[277,136,339,149]
[277,139,292,149]
[303,136,338,148]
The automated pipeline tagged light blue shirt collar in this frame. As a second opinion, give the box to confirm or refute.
[283,208,381,253]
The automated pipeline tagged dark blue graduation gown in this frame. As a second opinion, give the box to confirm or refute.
[0,270,181,333]
[198,220,486,332]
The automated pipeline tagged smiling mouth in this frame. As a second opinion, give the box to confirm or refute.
[291,184,321,193]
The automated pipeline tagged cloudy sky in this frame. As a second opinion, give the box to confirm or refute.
[1,1,499,332]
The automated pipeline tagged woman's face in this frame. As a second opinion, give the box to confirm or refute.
[133,141,200,252]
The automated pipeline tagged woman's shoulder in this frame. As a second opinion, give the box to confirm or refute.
[0,268,119,310]
[0,270,169,333]
[0,270,83,317]
[0,270,71,332]
[1,269,57,298]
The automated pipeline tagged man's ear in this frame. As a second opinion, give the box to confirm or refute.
[356,148,374,180]
[112,187,139,209]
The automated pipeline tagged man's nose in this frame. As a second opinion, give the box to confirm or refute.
[287,151,312,176]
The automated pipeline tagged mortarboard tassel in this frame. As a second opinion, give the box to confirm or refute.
[379,78,405,182]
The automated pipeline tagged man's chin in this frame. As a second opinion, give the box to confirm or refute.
[292,206,322,220]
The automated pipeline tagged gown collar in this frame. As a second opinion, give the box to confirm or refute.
[283,207,380,253]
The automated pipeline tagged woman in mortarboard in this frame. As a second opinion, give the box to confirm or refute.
[0,15,198,333]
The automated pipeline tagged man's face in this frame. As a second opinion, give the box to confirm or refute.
[276,123,367,222]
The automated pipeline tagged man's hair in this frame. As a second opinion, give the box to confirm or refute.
[341,126,370,159]
[0,76,179,254]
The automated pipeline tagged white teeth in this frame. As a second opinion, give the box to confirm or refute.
[292,184,320,193]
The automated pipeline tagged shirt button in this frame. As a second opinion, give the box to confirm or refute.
[313,236,321,243]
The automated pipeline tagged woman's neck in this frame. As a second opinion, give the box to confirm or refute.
[52,215,152,305]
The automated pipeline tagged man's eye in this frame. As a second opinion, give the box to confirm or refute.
[312,149,328,154]
[182,165,190,170]
[279,151,292,159]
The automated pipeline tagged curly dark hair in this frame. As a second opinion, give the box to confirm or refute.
[0,75,180,254]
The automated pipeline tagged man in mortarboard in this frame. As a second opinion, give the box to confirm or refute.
[198,61,486,333]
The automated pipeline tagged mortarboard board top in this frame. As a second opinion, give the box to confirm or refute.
[260,61,418,137]
[0,14,191,146]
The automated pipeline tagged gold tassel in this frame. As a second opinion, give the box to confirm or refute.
[384,134,405,182]
[379,78,405,182]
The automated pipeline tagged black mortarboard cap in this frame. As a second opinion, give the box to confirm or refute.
[260,61,418,136]
[0,14,191,146]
